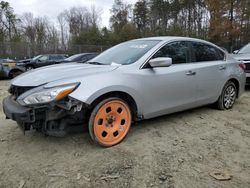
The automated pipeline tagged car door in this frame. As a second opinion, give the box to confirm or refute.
[139,41,199,119]
[190,42,227,104]
[47,55,56,65]
[36,55,49,67]
[54,55,66,64]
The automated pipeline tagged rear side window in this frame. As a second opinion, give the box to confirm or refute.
[56,55,65,60]
[49,55,57,60]
[58,55,66,59]
[152,41,191,64]
[192,42,225,62]
[51,55,65,60]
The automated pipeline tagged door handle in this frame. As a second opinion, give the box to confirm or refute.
[186,70,196,76]
[219,65,226,70]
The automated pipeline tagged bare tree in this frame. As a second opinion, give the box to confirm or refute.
[57,11,69,51]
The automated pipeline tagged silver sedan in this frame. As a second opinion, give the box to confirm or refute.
[3,37,246,147]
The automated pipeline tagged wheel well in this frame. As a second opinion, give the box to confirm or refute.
[26,64,34,68]
[90,91,138,121]
[8,69,23,78]
[228,78,239,97]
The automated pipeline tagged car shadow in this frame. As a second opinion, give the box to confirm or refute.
[64,105,210,136]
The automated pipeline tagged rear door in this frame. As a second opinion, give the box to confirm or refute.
[190,41,227,104]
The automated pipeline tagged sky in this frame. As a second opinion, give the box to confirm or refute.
[7,0,136,28]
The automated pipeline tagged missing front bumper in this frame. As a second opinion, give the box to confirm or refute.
[3,96,35,123]
[2,95,87,135]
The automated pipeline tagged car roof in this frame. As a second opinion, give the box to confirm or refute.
[39,54,67,56]
[79,52,98,55]
[134,36,210,43]
[134,36,225,52]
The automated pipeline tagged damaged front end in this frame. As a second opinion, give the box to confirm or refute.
[3,84,88,136]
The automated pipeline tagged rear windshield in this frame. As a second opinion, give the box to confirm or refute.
[238,43,250,54]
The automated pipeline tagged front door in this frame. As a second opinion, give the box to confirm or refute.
[139,41,198,119]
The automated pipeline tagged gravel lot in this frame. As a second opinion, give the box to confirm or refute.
[0,80,250,188]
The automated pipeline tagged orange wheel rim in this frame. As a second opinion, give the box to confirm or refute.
[94,100,131,146]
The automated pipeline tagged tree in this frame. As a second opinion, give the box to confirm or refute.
[57,11,69,51]
[133,0,149,33]
[207,0,241,51]
[0,1,19,41]
[1,0,250,58]
[110,0,132,34]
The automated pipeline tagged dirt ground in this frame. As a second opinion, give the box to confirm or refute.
[0,80,250,188]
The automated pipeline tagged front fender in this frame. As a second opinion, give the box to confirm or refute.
[69,84,144,116]
[11,66,26,72]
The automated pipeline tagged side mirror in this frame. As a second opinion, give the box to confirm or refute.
[233,50,239,54]
[149,57,172,68]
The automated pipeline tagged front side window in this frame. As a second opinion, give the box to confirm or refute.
[90,40,160,65]
[152,41,190,64]
[38,55,49,61]
[192,42,224,62]
[32,55,42,61]
[65,54,82,61]
[80,56,88,62]
[87,54,96,60]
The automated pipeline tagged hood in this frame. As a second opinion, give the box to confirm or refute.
[12,63,118,87]
[231,53,250,61]
[17,59,31,63]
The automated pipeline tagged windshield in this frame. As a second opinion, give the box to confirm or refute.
[65,54,82,61]
[90,40,160,65]
[32,55,43,61]
[238,43,250,54]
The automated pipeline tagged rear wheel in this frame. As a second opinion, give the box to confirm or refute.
[216,81,237,110]
[88,97,132,147]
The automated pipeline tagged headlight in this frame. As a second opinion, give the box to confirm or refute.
[23,83,79,105]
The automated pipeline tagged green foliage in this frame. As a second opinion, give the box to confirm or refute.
[73,26,102,45]
[110,0,132,34]
[133,0,149,32]
[1,0,250,58]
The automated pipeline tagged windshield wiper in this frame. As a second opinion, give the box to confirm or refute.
[87,62,105,65]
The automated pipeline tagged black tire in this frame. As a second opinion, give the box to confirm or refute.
[26,66,33,71]
[10,70,22,78]
[88,97,132,147]
[216,81,237,110]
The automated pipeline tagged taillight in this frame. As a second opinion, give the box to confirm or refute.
[239,63,246,72]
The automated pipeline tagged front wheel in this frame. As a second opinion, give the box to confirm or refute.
[10,70,23,78]
[216,81,237,110]
[88,98,132,147]
[26,66,33,71]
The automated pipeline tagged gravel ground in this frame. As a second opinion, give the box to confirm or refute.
[0,80,250,188]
